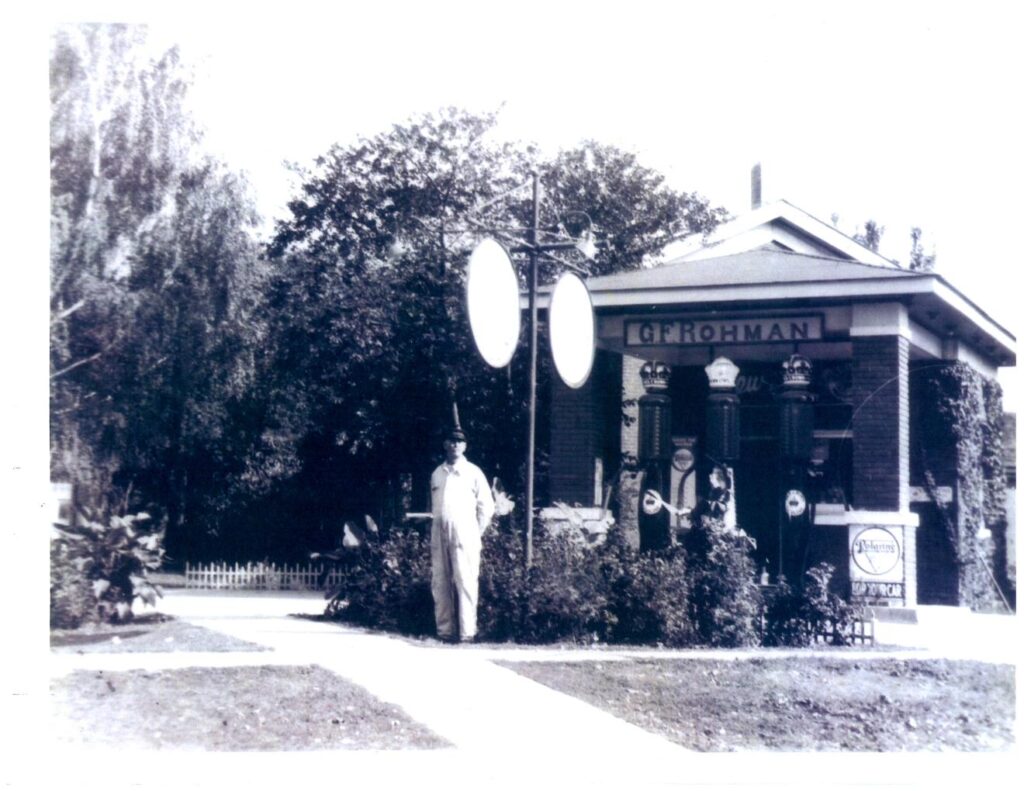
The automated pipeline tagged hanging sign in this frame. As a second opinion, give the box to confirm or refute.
[549,272,595,389]
[466,239,521,368]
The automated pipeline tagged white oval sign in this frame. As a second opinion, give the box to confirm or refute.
[466,239,521,368]
[549,272,595,389]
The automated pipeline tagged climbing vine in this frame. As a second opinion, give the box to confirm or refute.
[917,363,1010,609]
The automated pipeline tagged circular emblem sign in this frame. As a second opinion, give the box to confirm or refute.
[784,489,807,518]
[851,527,901,576]
[466,239,521,368]
[549,272,595,389]
[641,489,664,515]
[672,447,695,473]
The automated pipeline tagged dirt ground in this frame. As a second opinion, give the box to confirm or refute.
[50,613,267,654]
[50,665,450,751]
[505,656,1016,752]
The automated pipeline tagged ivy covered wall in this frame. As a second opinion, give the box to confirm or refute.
[914,362,1012,610]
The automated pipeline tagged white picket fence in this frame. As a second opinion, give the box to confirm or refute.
[184,561,343,591]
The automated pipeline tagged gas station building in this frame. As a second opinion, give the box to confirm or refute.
[542,200,1015,608]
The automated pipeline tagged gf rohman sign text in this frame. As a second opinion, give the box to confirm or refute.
[626,316,823,347]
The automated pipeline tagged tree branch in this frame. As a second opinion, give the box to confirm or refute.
[50,351,103,381]
[52,299,87,324]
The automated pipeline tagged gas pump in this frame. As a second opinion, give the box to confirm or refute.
[777,354,814,585]
[637,361,673,551]
[703,357,741,530]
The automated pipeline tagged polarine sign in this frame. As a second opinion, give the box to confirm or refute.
[625,316,822,347]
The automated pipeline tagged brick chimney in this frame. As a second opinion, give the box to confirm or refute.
[751,162,762,209]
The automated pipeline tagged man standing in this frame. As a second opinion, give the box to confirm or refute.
[430,422,495,643]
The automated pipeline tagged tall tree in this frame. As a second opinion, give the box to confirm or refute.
[50,24,263,560]
[263,110,726,544]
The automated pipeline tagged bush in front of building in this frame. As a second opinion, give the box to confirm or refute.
[761,563,855,646]
[599,526,694,646]
[683,517,763,647]
[324,527,435,636]
[325,516,769,649]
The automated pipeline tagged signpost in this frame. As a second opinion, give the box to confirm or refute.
[464,172,597,565]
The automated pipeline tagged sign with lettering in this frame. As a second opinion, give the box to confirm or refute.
[850,526,902,576]
[625,316,823,347]
[849,525,904,603]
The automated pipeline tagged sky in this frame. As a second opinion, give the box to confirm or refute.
[20,0,1024,399]
[122,0,1018,403]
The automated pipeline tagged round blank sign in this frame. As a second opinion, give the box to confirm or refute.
[549,272,595,389]
[466,238,521,368]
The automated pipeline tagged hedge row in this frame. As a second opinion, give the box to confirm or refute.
[323,518,853,648]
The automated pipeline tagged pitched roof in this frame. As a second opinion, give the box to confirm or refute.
[656,199,897,268]
[586,248,917,293]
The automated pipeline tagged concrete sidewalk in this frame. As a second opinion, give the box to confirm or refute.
[42,590,1020,790]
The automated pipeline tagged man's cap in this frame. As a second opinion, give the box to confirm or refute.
[445,425,467,442]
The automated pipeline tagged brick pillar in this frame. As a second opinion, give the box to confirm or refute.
[549,368,601,506]
[850,335,910,511]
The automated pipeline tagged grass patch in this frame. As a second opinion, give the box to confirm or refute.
[51,664,450,750]
[50,613,267,654]
[503,656,1015,751]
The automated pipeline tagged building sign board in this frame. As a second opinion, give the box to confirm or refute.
[849,525,905,604]
[625,316,823,347]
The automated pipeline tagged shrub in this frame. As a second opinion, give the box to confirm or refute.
[477,524,528,642]
[762,562,856,646]
[50,533,96,629]
[683,517,762,647]
[516,527,611,644]
[50,511,165,625]
[599,526,693,646]
[324,526,435,636]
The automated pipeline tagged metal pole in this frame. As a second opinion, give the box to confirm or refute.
[525,171,540,568]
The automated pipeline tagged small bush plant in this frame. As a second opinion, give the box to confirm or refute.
[50,535,96,629]
[683,517,762,647]
[324,527,435,636]
[50,511,165,626]
[762,562,856,646]
[600,526,693,646]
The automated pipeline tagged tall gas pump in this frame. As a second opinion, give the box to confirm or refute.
[777,354,815,585]
[703,357,741,529]
[637,361,673,551]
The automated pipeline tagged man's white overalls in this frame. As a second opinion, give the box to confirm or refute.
[430,453,495,642]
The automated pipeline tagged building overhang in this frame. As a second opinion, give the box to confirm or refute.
[528,257,1015,370]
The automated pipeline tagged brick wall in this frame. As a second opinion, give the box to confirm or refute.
[849,336,910,511]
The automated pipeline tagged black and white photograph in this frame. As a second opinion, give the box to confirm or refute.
[5,1,1021,789]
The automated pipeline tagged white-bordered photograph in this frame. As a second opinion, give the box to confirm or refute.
[7,2,1021,789]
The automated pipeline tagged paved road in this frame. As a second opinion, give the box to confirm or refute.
[38,590,1020,790]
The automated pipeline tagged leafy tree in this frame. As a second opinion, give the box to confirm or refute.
[908,225,937,272]
[263,110,725,544]
[853,219,884,253]
[50,24,264,561]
